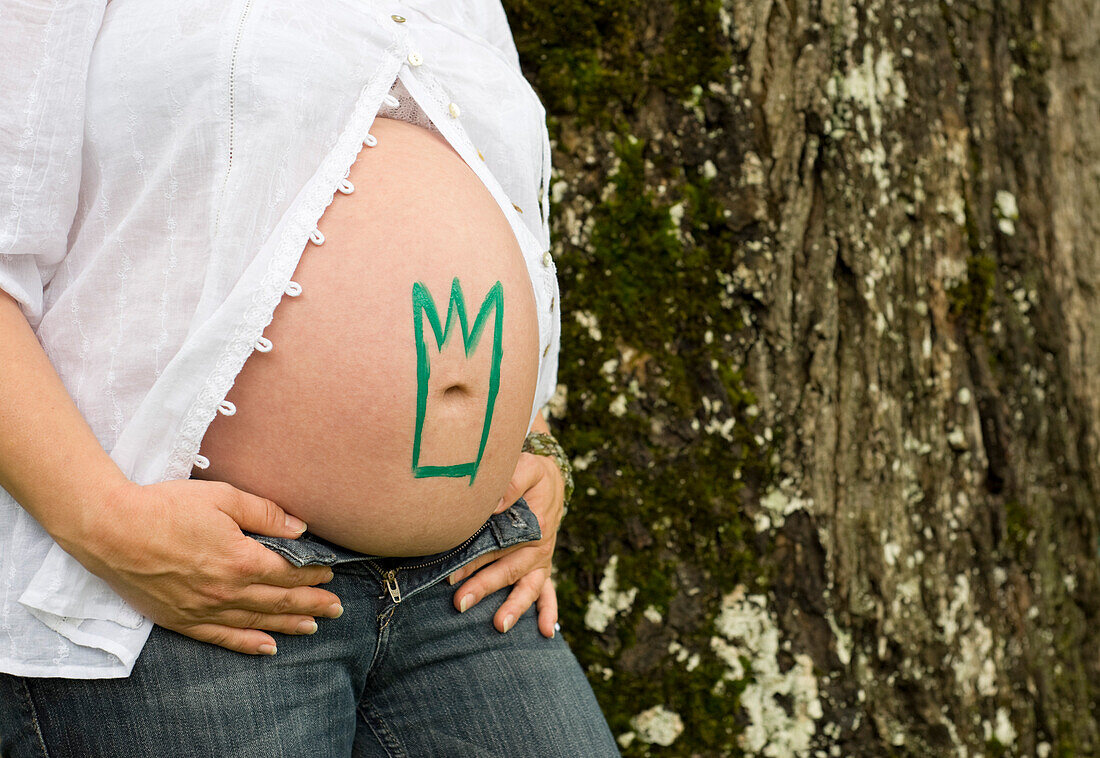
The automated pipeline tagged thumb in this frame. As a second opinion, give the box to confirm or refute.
[499,454,545,512]
[215,485,307,538]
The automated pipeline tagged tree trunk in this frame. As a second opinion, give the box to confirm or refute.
[504,0,1100,754]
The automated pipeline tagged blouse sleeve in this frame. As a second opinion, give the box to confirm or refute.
[0,1,106,327]
[462,0,524,73]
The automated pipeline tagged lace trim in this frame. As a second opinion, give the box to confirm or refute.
[162,38,406,481]
[382,77,438,133]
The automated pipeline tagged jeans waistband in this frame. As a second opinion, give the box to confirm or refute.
[246,496,542,600]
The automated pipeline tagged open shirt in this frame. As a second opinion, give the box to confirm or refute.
[0,0,559,678]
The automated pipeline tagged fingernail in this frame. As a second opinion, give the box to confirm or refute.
[502,614,515,633]
[258,643,277,656]
[447,572,457,586]
[328,603,344,618]
[459,594,473,613]
[497,497,505,510]
[285,514,307,534]
[296,619,318,635]
[322,570,335,583]
[550,628,555,638]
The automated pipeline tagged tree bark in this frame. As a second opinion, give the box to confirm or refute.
[505,0,1100,754]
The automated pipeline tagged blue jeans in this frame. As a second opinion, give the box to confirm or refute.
[0,498,620,757]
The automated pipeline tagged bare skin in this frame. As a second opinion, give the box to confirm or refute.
[192,117,541,557]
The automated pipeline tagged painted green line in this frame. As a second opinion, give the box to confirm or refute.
[411,278,504,485]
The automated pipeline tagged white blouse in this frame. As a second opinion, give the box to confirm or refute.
[0,0,560,678]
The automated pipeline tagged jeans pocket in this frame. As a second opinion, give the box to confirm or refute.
[487,495,543,549]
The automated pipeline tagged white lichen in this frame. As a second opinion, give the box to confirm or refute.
[940,574,1003,700]
[584,555,638,632]
[551,179,570,204]
[754,477,813,531]
[837,43,908,136]
[630,705,685,747]
[547,383,568,418]
[826,611,852,666]
[669,639,703,672]
[669,201,685,227]
[994,189,1019,236]
[741,151,765,186]
[572,449,598,471]
[994,707,1017,746]
[573,309,603,341]
[711,635,746,680]
[956,617,998,697]
[712,586,821,756]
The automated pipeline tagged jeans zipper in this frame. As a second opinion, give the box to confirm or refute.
[379,569,403,604]
[366,517,495,604]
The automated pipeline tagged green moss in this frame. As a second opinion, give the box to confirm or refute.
[946,253,996,332]
[545,132,779,754]
[506,0,732,130]
[1001,498,1032,559]
[503,1,783,753]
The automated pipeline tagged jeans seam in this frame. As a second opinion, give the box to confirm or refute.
[355,700,407,758]
[367,603,394,674]
[16,681,51,758]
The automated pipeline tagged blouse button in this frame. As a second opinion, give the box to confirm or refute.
[391,14,406,23]
[448,102,461,118]
[542,251,553,267]
[407,51,423,67]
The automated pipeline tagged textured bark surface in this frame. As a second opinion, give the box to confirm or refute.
[504,0,1100,754]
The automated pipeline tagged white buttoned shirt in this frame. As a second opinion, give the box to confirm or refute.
[0,0,560,677]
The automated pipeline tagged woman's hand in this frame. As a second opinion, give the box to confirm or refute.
[64,478,344,656]
[446,451,565,638]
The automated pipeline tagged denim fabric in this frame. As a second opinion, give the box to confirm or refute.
[0,498,620,757]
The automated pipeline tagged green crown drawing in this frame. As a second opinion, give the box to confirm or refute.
[411,277,503,485]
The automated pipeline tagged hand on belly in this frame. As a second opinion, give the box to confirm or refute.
[192,117,540,556]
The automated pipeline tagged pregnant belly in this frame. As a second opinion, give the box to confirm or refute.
[191,117,541,556]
